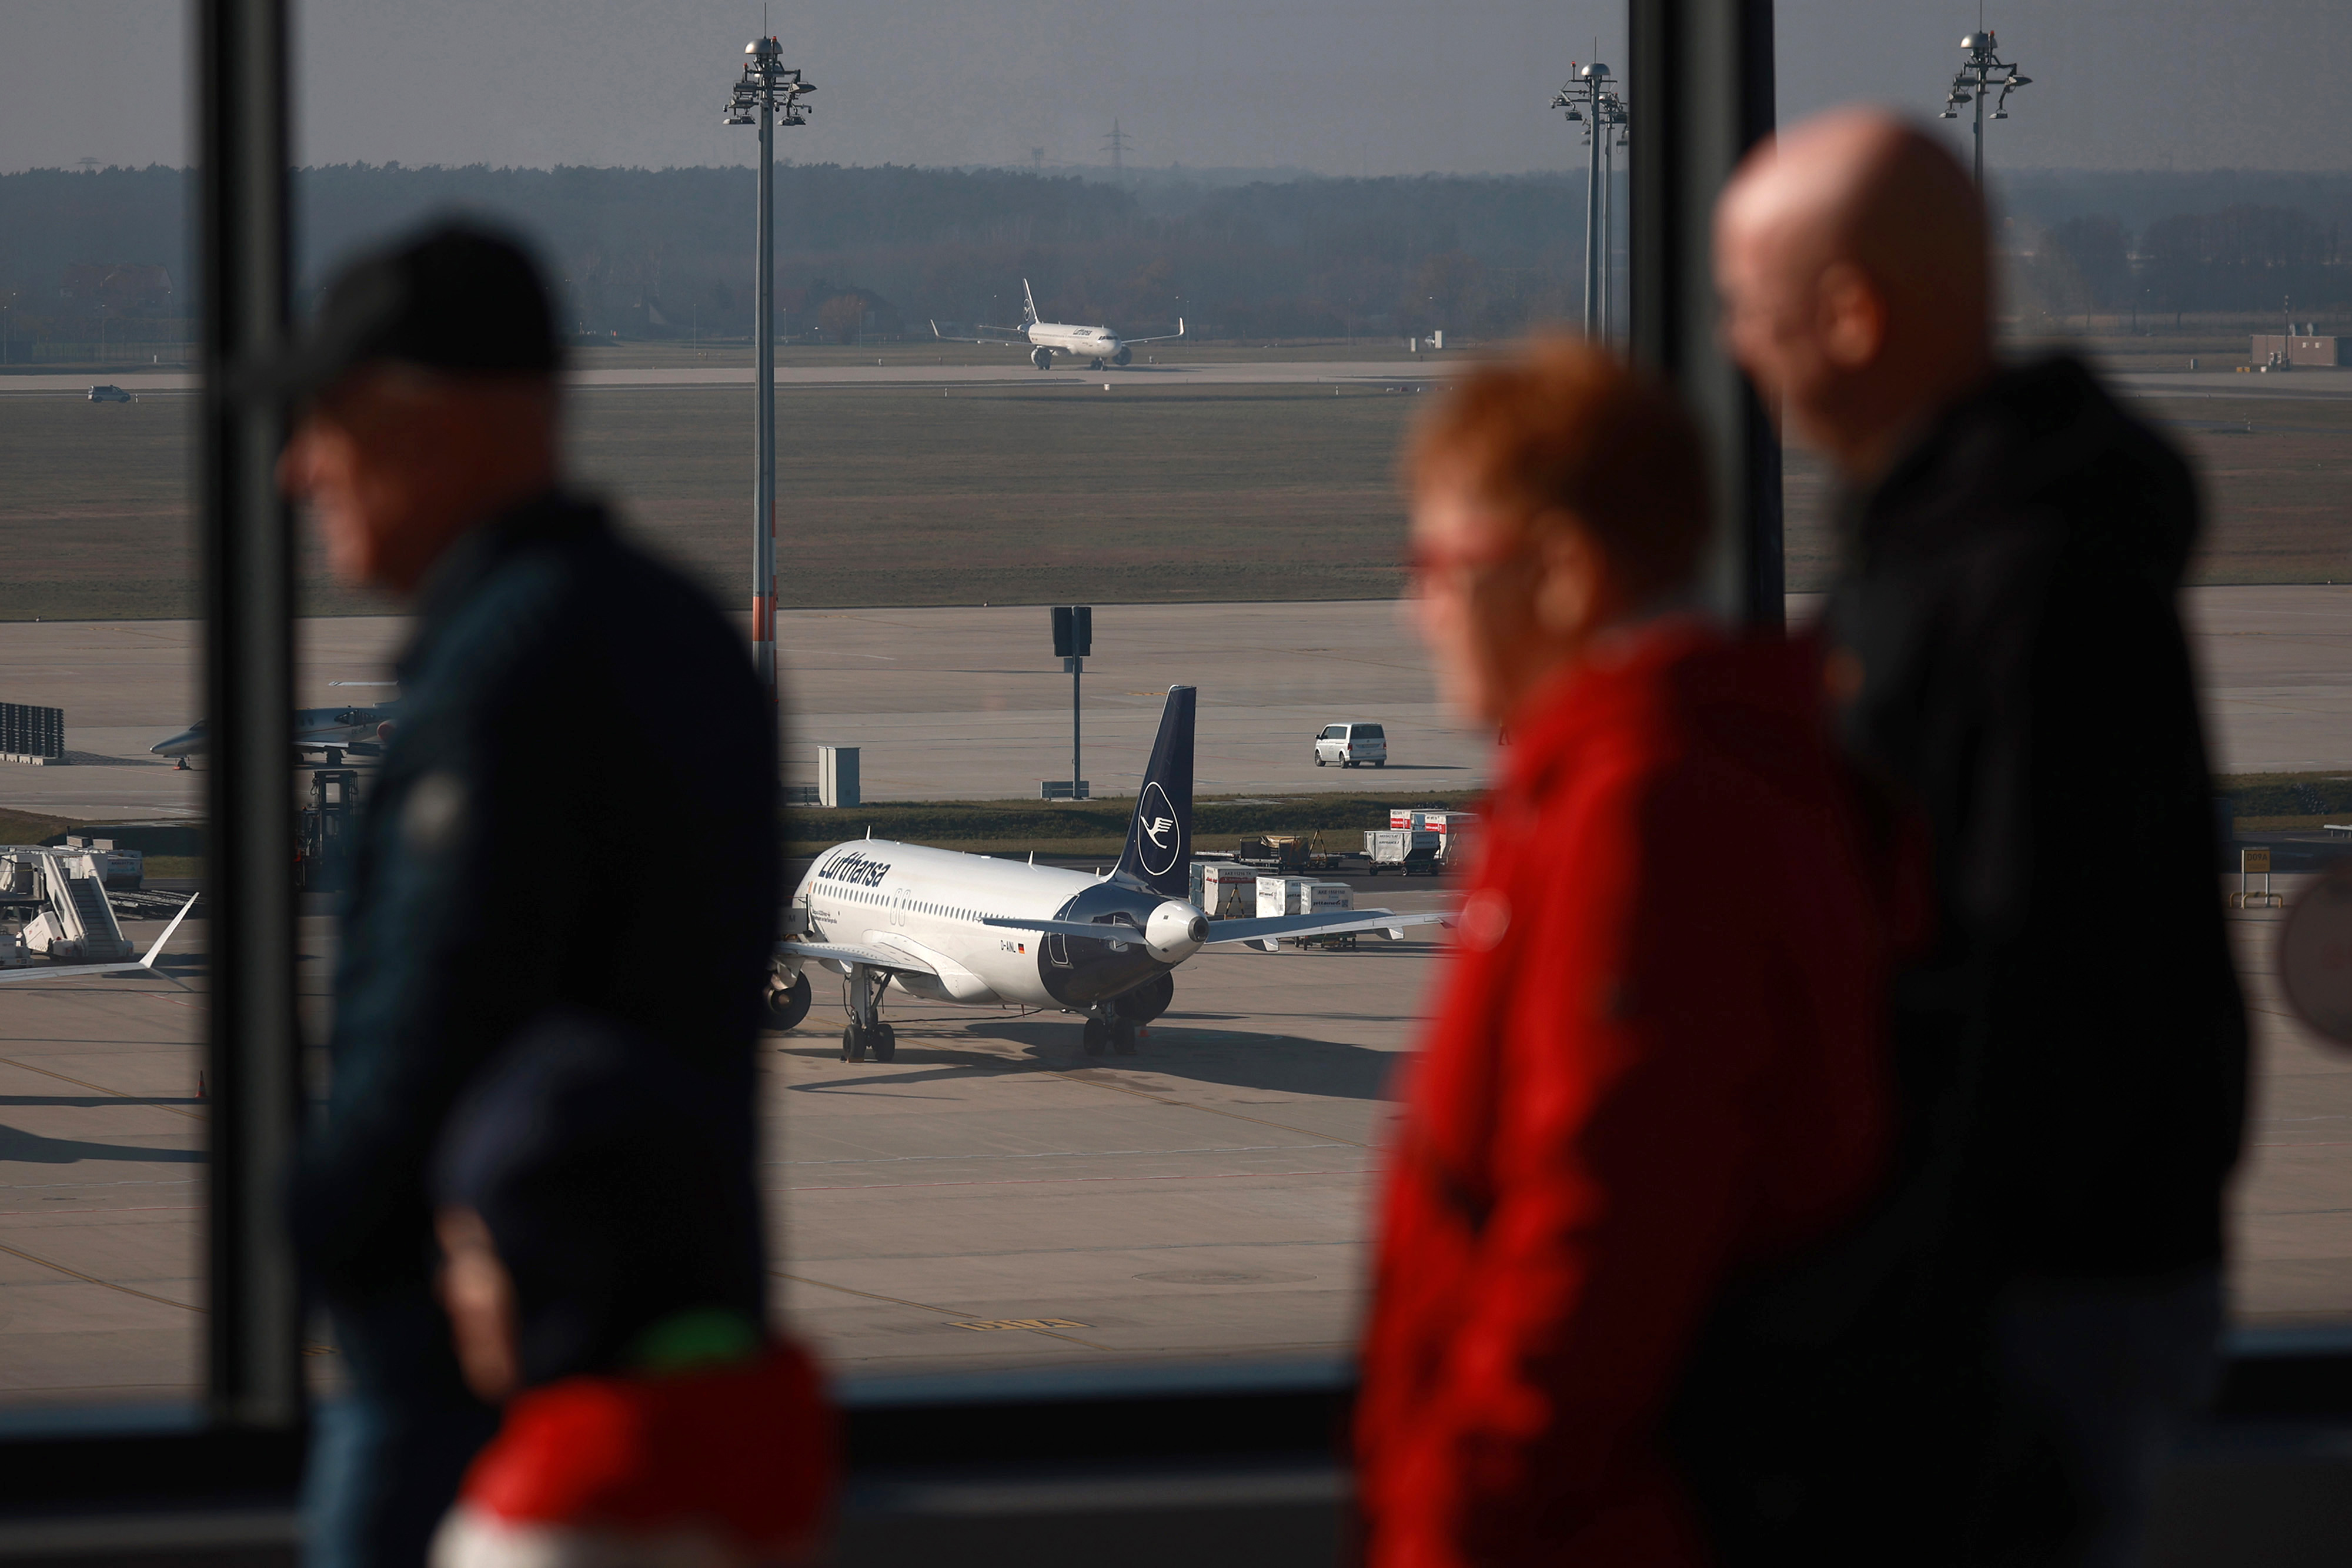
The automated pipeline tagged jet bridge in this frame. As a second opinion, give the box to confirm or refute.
[0,847,134,965]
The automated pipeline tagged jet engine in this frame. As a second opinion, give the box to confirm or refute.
[1032,345,1053,369]
[1113,345,1132,366]
[1144,899,1208,964]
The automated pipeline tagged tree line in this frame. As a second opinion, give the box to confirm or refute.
[5,162,2350,350]
[2016,203,2349,322]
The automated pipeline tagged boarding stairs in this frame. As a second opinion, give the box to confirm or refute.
[0,847,133,964]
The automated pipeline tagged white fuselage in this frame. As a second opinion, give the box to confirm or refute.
[1027,321,1124,361]
[790,840,1201,1011]
[150,701,399,760]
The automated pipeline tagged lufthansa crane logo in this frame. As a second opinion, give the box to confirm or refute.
[1137,780,1181,877]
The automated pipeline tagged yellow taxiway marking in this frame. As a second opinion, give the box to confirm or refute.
[773,1269,1112,1352]
[0,1236,201,1313]
[950,1318,1093,1332]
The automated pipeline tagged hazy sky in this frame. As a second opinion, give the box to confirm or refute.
[6,1,2350,176]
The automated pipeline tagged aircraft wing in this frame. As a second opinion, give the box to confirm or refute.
[0,892,199,985]
[981,917,1140,941]
[776,938,940,979]
[1204,908,1448,951]
[1124,317,1185,345]
[931,319,1030,346]
[986,909,1449,951]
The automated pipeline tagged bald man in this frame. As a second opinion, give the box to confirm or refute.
[1715,113,2246,1567]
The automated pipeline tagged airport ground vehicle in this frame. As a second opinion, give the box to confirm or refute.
[86,384,133,403]
[0,845,195,981]
[771,687,1445,1061]
[1314,721,1387,767]
[294,769,360,892]
[1235,833,1314,871]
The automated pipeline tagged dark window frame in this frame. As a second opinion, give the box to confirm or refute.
[0,0,2338,1532]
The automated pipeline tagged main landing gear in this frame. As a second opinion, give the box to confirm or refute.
[1081,1007,1139,1057]
[838,962,897,1062]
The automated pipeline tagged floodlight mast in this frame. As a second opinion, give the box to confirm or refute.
[1938,29,2030,188]
[1551,64,1625,340]
[724,35,814,714]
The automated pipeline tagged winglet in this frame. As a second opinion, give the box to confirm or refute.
[139,892,198,969]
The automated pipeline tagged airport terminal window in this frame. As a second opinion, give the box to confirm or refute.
[0,2,210,1417]
[1776,2,2352,1335]
[272,3,1627,1388]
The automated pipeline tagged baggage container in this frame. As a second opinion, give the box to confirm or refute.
[1191,861,1257,920]
[1257,875,1319,917]
[1363,828,1441,876]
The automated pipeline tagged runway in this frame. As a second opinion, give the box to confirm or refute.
[6,589,2352,821]
[12,363,2352,400]
[0,359,1452,397]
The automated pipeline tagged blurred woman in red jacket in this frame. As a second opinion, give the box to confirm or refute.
[1357,341,1897,1568]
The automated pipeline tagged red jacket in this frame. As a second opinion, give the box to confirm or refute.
[1357,620,1896,1568]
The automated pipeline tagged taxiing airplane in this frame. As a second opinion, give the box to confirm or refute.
[932,280,1184,370]
[152,697,400,769]
[768,686,1446,1061]
[0,892,198,985]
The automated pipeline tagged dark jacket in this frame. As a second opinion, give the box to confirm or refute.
[1822,356,2246,1281]
[292,493,779,1388]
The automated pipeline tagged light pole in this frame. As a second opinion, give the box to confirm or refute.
[1597,88,1627,341]
[1552,63,1618,339]
[1939,29,2030,188]
[724,33,814,716]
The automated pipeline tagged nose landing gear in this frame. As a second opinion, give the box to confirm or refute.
[837,963,897,1062]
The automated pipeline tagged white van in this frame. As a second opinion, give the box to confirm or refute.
[1313,721,1387,768]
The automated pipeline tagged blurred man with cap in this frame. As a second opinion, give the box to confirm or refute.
[275,224,782,1568]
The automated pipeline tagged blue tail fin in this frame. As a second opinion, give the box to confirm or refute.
[1115,686,1194,899]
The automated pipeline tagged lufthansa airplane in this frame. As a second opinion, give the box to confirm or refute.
[931,279,1184,370]
[769,686,1445,1061]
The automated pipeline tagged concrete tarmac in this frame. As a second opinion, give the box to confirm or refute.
[0,871,2341,1406]
[8,589,2352,820]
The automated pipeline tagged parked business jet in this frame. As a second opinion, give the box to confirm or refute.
[0,893,197,985]
[151,698,399,769]
[770,687,1445,1061]
[931,280,1184,370]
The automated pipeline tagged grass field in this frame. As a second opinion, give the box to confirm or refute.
[4,316,2350,618]
[0,381,1421,620]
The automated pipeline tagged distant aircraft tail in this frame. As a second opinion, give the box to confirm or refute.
[1115,686,1194,900]
[1021,279,1040,325]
